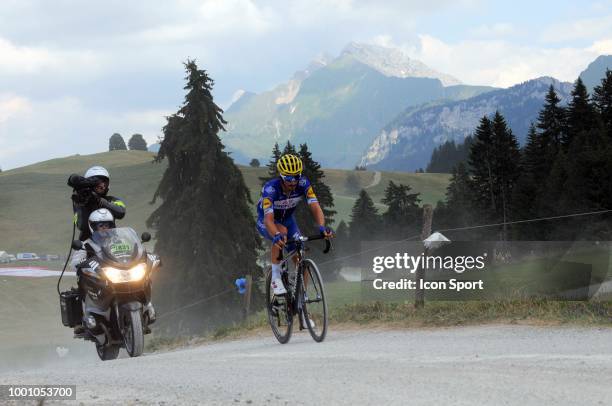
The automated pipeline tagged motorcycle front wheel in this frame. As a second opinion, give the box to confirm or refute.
[122,308,144,357]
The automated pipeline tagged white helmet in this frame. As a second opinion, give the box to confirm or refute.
[84,166,109,180]
[88,208,115,233]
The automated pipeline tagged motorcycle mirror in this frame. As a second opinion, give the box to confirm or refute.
[141,232,151,243]
[71,240,83,250]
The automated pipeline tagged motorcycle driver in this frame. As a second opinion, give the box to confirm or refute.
[71,208,116,335]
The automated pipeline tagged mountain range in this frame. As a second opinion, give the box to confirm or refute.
[360,55,612,171]
[360,77,574,171]
[222,43,612,172]
[222,42,494,168]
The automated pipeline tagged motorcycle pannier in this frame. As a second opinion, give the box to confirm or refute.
[60,289,83,327]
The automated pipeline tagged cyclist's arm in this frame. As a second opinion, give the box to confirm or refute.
[304,183,325,228]
[263,212,281,237]
[308,201,325,229]
[261,195,282,238]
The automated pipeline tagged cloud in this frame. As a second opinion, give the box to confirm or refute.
[0,94,170,169]
[405,34,611,87]
[589,38,612,54]
[469,23,515,38]
[0,36,104,78]
[0,94,31,123]
[541,15,612,43]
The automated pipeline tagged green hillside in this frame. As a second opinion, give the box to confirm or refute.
[0,151,449,254]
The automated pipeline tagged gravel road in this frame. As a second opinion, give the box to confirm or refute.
[2,325,612,405]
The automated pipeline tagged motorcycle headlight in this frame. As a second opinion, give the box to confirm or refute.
[103,263,147,283]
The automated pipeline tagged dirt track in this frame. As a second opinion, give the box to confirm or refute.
[1,325,612,405]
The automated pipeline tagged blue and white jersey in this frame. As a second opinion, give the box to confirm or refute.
[256,176,318,223]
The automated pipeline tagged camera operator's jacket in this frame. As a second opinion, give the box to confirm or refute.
[67,175,126,241]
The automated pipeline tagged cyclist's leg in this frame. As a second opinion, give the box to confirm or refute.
[256,218,288,264]
[257,218,288,293]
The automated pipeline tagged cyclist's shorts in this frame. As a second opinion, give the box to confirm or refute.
[257,215,301,251]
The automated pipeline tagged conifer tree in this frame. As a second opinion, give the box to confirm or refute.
[128,133,148,151]
[295,143,336,234]
[468,116,496,220]
[564,78,596,148]
[439,162,473,230]
[513,124,547,238]
[536,85,566,171]
[259,143,282,185]
[381,181,421,239]
[146,60,261,330]
[348,189,381,244]
[282,141,297,155]
[249,158,260,168]
[468,112,520,239]
[593,69,612,136]
[109,133,127,151]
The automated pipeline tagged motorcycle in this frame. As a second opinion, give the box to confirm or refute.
[60,227,160,360]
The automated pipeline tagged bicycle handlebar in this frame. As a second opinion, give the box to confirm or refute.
[276,234,332,261]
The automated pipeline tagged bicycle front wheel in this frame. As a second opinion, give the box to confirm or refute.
[265,267,293,344]
[301,259,328,342]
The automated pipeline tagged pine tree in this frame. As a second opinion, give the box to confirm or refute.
[128,133,148,151]
[259,143,281,185]
[468,112,520,239]
[335,220,349,243]
[535,85,566,174]
[249,158,260,168]
[468,116,496,221]
[146,60,261,331]
[381,181,421,239]
[593,69,612,137]
[345,172,360,194]
[434,162,473,232]
[348,189,381,244]
[295,143,336,234]
[109,133,127,151]
[426,136,473,173]
[282,141,297,155]
[491,111,521,240]
[513,124,547,239]
[564,77,596,148]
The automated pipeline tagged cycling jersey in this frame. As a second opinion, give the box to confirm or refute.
[256,176,318,223]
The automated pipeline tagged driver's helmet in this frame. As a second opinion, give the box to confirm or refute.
[85,166,110,196]
[88,208,116,234]
[276,154,303,183]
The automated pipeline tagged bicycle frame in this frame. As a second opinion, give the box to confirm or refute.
[276,235,330,321]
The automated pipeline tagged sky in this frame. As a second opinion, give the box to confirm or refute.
[1,0,611,169]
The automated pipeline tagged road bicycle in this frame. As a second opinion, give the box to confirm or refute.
[266,234,330,344]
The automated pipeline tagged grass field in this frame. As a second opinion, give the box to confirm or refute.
[0,150,449,254]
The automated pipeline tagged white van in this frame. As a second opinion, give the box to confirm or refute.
[16,253,40,261]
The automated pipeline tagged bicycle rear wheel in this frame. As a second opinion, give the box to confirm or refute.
[301,259,328,342]
[265,268,293,344]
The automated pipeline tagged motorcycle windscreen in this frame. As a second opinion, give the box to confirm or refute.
[91,227,144,266]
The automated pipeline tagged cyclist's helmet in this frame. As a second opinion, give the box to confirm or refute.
[88,208,116,234]
[85,166,110,196]
[277,154,303,180]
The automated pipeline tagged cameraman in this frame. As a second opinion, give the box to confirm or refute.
[67,165,126,243]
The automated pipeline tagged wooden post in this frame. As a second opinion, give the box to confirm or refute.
[415,204,433,309]
[244,274,253,318]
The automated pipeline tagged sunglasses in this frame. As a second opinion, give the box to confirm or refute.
[280,174,301,183]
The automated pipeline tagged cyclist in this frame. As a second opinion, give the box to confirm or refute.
[256,154,333,295]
